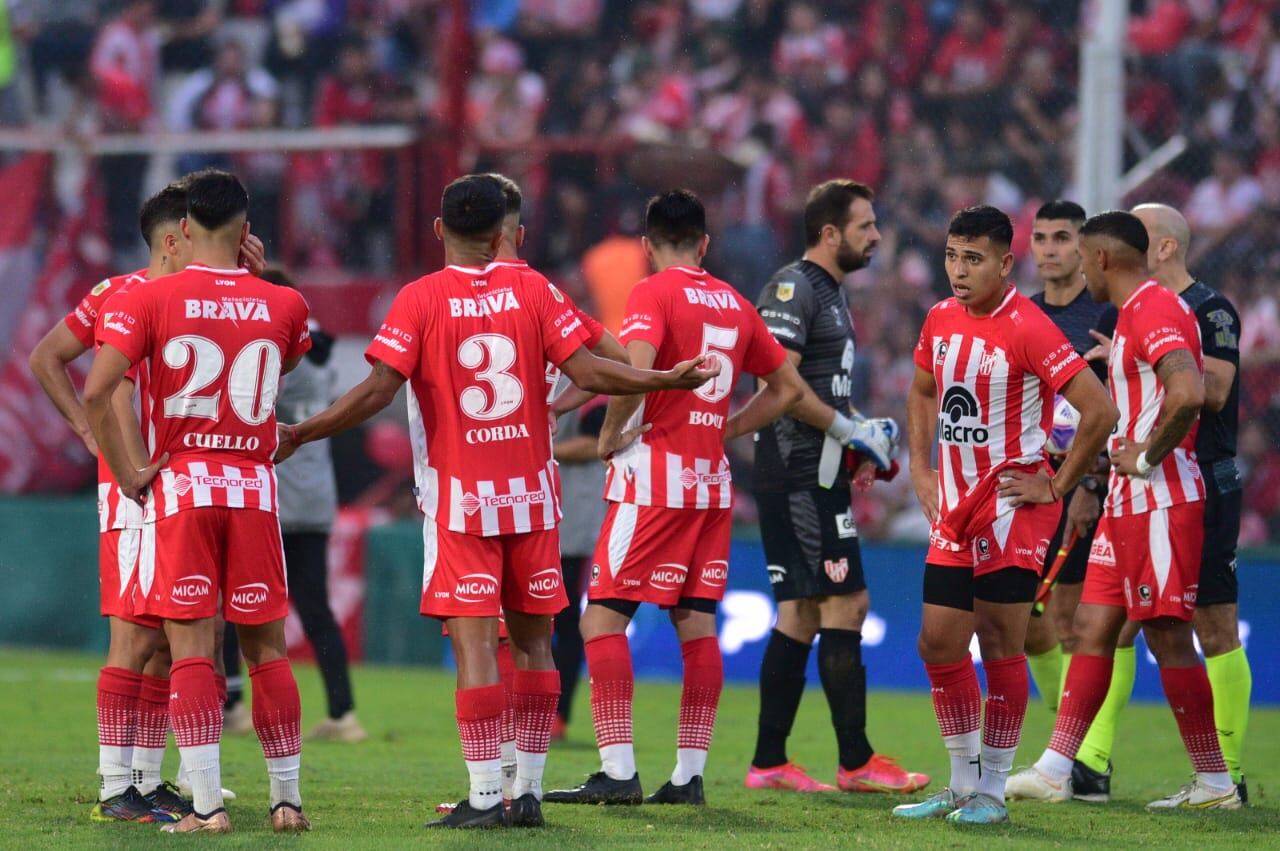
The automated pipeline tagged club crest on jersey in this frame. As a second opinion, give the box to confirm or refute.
[979,351,1000,376]
[775,281,795,302]
[938,386,989,444]
[824,557,849,582]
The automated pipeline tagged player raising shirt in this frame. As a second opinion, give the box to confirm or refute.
[1008,211,1241,812]
[545,190,804,808]
[894,207,1115,826]
[275,174,719,831]
[86,170,313,835]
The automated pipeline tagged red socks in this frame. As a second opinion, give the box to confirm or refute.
[982,655,1029,749]
[97,667,142,749]
[513,669,560,758]
[585,634,634,748]
[249,659,302,759]
[924,657,982,737]
[1160,665,1229,774]
[677,636,723,753]
[1047,653,1113,759]
[135,675,170,751]
[169,658,222,748]
[456,684,505,763]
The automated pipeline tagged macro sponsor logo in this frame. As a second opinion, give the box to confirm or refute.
[527,568,562,599]
[650,563,688,592]
[454,573,498,603]
[465,424,530,444]
[229,582,269,613]
[184,433,261,451]
[171,575,212,605]
[683,287,742,311]
[184,298,271,322]
[938,386,988,445]
[449,290,520,318]
[688,411,725,428]
[700,560,728,588]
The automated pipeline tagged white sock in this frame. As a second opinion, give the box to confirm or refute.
[501,740,517,799]
[177,744,223,815]
[1033,748,1073,782]
[466,757,503,811]
[176,756,188,787]
[976,744,1017,802]
[671,747,707,786]
[1198,771,1233,792]
[131,746,165,796]
[514,748,547,799]
[600,743,636,781]
[942,730,981,796]
[98,745,133,800]
[266,754,302,808]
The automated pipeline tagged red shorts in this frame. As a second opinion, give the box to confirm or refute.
[99,528,160,628]
[588,503,731,606]
[927,499,1058,577]
[136,507,288,625]
[421,522,565,619]
[1082,502,1204,621]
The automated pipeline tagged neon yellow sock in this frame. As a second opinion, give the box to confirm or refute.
[1058,651,1073,706]
[1027,646,1064,711]
[1205,645,1252,783]
[1077,646,1136,774]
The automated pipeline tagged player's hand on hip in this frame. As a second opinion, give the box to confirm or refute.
[1066,485,1101,536]
[996,469,1057,506]
[667,354,720,389]
[275,423,300,463]
[239,233,267,276]
[598,422,651,462]
[1084,329,1112,363]
[910,465,940,524]
[1110,438,1148,477]
[122,452,169,506]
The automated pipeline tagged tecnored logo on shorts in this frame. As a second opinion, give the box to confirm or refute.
[455,573,498,603]
[170,575,212,605]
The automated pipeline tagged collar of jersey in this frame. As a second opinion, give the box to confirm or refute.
[186,264,248,275]
[445,263,489,275]
[671,265,707,279]
[1121,279,1160,310]
[485,258,528,270]
[967,285,1017,318]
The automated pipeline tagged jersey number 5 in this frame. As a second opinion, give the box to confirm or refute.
[458,333,524,420]
[162,335,282,425]
[695,323,737,403]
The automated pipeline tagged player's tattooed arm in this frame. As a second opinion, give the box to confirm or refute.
[280,359,406,462]
[1113,348,1204,475]
[906,366,940,523]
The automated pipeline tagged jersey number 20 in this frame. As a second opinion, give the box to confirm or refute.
[162,335,282,425]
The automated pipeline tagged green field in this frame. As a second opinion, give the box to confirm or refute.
[0,647,1275,848]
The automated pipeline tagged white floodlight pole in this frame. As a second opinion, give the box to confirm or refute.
[1076,0,1128,213]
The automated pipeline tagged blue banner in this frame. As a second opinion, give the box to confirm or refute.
[614,540,1278,704]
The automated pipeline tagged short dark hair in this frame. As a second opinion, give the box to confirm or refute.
[1079,210,1150,256]
[803,180,875,247]
[1034,199,1087,225]
[948,205,1014,250]
[185,169,249,231]
[138,182,188,247]
[441,174,506,238]
[644,189,706,250]
[486,173,522,216]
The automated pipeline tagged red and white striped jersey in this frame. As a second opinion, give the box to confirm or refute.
[913,287,1086,522]
[66,270,149,531]
[365,263,592,536]
[1105,280,1206,516]
[604,266,787,509]
[95,264,312,520]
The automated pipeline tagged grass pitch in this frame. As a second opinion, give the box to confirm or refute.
[0,647,1275,848]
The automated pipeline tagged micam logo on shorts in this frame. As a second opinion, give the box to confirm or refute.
[649,563,689,592]
[229,582,269,613]
[938,386,989,445]
[459,490,548,516]
[170,574,212,605]
[454,573,498,603]
[527,568,562,599]
[699,560,728,588]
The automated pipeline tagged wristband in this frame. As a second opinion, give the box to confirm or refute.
[1135,451,1153,477]
[826,410,856,444]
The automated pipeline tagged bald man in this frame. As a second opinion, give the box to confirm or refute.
[1133,203,1252,802]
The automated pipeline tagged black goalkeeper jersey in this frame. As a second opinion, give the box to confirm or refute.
[752,259,855,492]
[1180,280,1241,488]
[1030,285,1117,382]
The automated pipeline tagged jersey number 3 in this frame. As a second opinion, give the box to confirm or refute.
[458,333,524,420]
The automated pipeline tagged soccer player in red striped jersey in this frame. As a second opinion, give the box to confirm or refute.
[545,190,805,807]
[86,170,313,834]
[29,180,264,823]
[896,206,1115,824]
[1008,211,1241,811]
[276,174,719,829]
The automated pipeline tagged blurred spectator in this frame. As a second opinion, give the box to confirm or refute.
[924,0,1005,103]
[1186,148,1264,264]
[158,0,223,72]
[11,0,99,114]
[468,37,547,145]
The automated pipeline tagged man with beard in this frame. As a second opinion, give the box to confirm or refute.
[745,180,928,795]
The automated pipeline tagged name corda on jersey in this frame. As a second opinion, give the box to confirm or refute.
[94,264,312,521]
[604,266,787,509]
[67,270,149,532]
[913,287,1086,518]
[366,263,592,537]
[1106,280,1206,516]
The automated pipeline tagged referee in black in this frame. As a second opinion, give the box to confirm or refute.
[745,180,927,794]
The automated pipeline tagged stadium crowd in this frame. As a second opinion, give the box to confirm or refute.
[5,0,1280,543]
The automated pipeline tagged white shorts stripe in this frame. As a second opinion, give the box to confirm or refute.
[1149,507,1172,594]
[422,520,439,593]
[606,503,639,579]
[116,529,141,598]
[137,522,156,597]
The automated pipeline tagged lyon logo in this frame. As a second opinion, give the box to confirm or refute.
[650,563,688,592]
[454,573,498,603]
[229,582,269,613]
[527,568,562,600]
[170,574,211,605]
[824,558,849,583]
